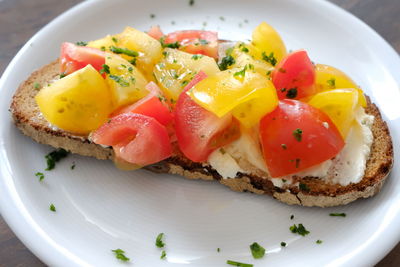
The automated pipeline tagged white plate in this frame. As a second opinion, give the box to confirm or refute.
[1,0,399,266]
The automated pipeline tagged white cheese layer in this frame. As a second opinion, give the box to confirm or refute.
[208,107,374,188]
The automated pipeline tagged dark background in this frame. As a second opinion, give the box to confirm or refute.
[0,0,399,266]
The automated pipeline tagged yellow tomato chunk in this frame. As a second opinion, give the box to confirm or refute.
[188,67,278,128]
[229,42,274,77]
[251,22,287,64]
[153,48,220,101]
[315,64,366,107]
[308,88,359,138]
[35,65,112,134]
[105,53,148,109]
[116,26,162,80]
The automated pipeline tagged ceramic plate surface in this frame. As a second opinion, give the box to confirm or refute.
[0,0,399,266]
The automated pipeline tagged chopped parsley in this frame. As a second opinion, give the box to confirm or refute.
[100,64,110,75]
[45,148,69,171]
[295,158,301,168]
[199,39,209,45]
[191,54,203,60]
[75,41,87,46]
[189,0,195,6]
[59,73,66,79]
[35,172,44,181]
[250,242,265,259]
[128,66,133,73]
[226,260,253,267]
[49,204,56,212]
[262,51,277,66]
[290,223,310,236]
[112,37,118,43]
[112,249,130,262]
[181,80,189,87]
[316,240,323,244]
[71,162,76,170]
[299,183,310,192]
[327,78,336,88]
[292,128,303,142]
[155,233,165,248]
[109,75,130,87]
[150,14,156,19]
[160,37,180,49]
[219,55,235,71]
[217,248,221,252]
[329,213,346,217]
[234,64,253,78]
[280,242,286,247]
[219,16,225,21]
[281,144,287,150]
[286,88,298,98]
[160,250,167,259]
[278,67,286,73]
[109,46,139,57]
[290,215,294,220]
[33,82,41,89]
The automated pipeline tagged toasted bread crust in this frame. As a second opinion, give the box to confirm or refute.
[10,60,394,207]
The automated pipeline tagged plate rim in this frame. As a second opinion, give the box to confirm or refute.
[0,0,399,266]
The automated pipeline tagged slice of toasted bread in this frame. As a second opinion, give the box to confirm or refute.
[10,60,393,207]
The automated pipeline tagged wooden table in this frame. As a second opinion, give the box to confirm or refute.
[0,0,399,265]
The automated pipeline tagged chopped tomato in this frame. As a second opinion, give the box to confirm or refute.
[174,72,239,162]
[164,30,218,59]
[271,50,316,100]
[259,99,344,177]
[60,42,105,75]
[91,113,172,166]
[147,25,164,40]
[111,82,173,126]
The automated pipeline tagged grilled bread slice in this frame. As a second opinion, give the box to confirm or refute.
[10,59,393,207]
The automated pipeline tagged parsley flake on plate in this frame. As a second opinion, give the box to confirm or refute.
[35,172,44,181]
[329,212,346,217]
[292,128,303,142]
[49,204,56,212]
[160,250,167,259]
[45,148,69,171]
[249,242,265,259]
[155,233,165,248]
[226,260,253,267]
[290,223,310,236]
[112,248,130,262]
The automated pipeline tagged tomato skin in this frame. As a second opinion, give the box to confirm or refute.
[174,72,236,162]
[259,99,344,177]
[111,82,173,126]
[147,25,164,40]
[165,30,218,59]
[91,113,172,166]
[272,50,316,100]
[60,42,105,75]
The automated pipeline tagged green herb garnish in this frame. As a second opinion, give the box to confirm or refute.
[219,16,225,21]
[217,248,221,252]
[109,46,139,57]
[112,249,130,262]
[316,240,323,244]
[45,148,69,171]
[293,128,303,142]
[286,88,298,98]
[192,54,203,60]
[35,172,44,181]
[49,204,56,212]
[109,75,130,87]
[150,14,156,19]
[156,233,165,248]
[71,162,76,170]
[33,82,41,89]
[100,64,110,75]
[281,144,287,150]
[329,213,346,217]
[281,242,286,247]
[199,39,209,45]
[299,183,310,192]
[189,0,195,6]
[290,223,310,236]
[249,242,265,259]
[75,41,87,46]
[290,215,294,220]
[262,51,277,66]
[160,250,167,259]
[226,260,253,267]
[111,37,118,43]
[327,78,336,88]
[219,55,235,71]
[59,73,66,79]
